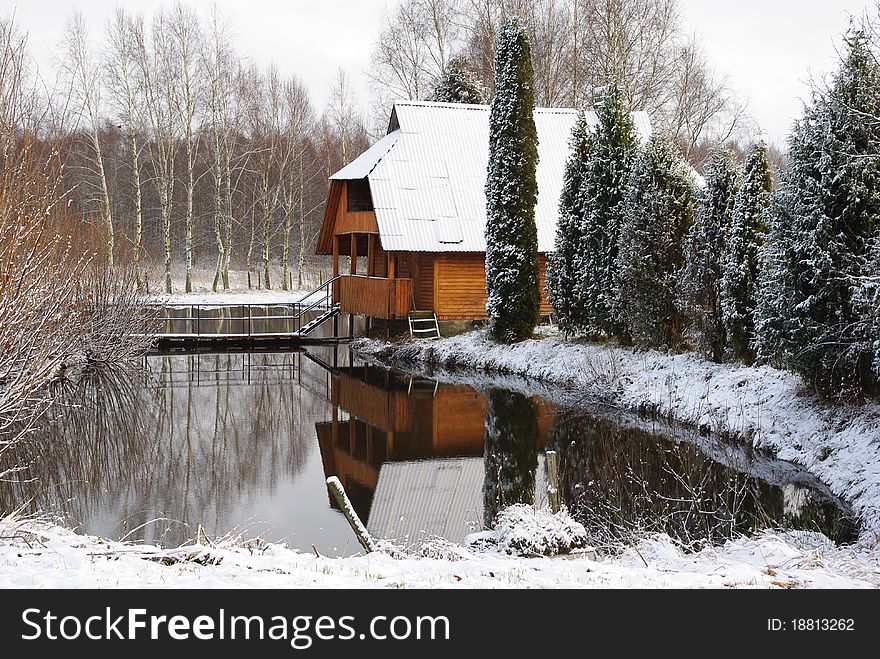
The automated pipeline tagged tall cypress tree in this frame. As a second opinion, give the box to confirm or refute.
[679,146,739,362]
[428,56,486,104]
[484,17,540,343]
[576,83,639,338]
[547,113,592,333]
[614,136,694,348]
[755,29,880,395]
[721,142,772,363]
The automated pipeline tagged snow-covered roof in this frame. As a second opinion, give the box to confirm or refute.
[330,101,652,253]
[330,131,400,180]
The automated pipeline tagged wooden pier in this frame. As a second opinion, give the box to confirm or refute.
[146,278,350,353]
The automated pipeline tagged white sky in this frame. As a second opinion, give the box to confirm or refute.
[4,0,876,143]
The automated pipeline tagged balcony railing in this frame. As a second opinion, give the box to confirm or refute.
[332,275,412,319]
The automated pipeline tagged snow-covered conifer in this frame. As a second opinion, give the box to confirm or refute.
[613,136,694,348]
[721,142,772,362]
[428,56,486,104]
[680,146,738,362]
[484,17,540,343]
[576,83,639,338]
[547,113,592,333]
[755,29,880,395]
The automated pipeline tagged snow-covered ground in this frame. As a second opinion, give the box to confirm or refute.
[155,289,310,307]
[2,514,878,588]
[354,331,880,546]
[144,266,327,306]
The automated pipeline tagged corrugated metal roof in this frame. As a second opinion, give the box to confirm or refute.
[367,456,549,546]
[330,130,401,180]
[330,101,652,253]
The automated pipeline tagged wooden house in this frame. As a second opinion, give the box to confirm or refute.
[317,101,652,326]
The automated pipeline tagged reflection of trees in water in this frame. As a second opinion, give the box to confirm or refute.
[483,389,539,528]
[0,365,155,518]
[548,411,785,547]
[0,353,321,547]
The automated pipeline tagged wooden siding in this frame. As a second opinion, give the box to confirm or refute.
[336,210,378,235]
[433,253,551,320]
[538,255,551,315]
[371,239,388,277]
[413,253,434,310]
[333,275,412,319]
[317,181,378,255]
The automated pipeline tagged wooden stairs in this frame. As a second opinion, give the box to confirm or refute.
[407,310,440,340]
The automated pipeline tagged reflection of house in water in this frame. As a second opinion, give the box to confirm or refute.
[315,365,552,544]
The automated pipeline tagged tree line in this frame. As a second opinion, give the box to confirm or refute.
[483,13,880,398]
[546,27,880,398]
[370,0,748,160]
[57,5,370,293]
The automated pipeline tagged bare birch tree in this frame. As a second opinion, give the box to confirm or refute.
[202,7,236,291]
[61,12,115,269]
[279,77,316,291]
[105,8,147,288]
[136,9,180,293]
[170,3,204,293]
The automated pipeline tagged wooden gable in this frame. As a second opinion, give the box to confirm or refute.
[317,180,379,255]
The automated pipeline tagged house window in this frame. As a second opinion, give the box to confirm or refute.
[347,179,373,212]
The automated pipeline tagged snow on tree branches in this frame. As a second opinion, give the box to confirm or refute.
[575,84,639,338]
[680,146,738,362]
[614,135,694,348]
[484,17,540,343]
[721,142,772,363]
[428,56,486,104]
[546,112,592,333]
[755,29,880,396]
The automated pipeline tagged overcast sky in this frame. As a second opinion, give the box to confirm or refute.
[6,0,876,144]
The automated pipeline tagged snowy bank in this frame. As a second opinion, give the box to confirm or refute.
[1,516,877,589]
[354,332,880,545]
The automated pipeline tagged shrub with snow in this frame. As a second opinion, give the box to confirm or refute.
[465,504,590,556]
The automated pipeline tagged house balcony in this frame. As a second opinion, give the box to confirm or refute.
[332,275,412,320]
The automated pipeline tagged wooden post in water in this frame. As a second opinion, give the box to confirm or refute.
[546,450,560,514]
[327,476,378,553]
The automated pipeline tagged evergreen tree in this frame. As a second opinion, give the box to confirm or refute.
[755,29,880,395]
[483,388,539,528]
[428,56,486,104]
[613,136,694,348]
[865,240,880,381]
[576,83,639,337]
[679,146,739,362]
[546,113,592,333]
[484,17,540,343]
[721,142,772,362]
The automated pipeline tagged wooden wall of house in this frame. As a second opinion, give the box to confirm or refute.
[414,254,434,310]
[371,239,387,277]
[432,253,552,320]
[390,252,434,310]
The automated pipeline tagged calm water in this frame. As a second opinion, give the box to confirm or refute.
[0,349,858,555]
